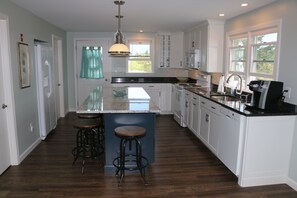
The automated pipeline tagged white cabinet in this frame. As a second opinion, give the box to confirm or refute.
[184,20,224,72]
[112,83,172,114]
[218,107,244,175]
[199,97,220,155]
[184,90,192,127]
[157,32,184,68]
[199,20,224,72]
[190,94,199,136]
[160,84,173,114]
[143,84,161,109]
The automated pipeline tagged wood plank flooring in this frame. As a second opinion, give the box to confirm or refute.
[0,113,296,197]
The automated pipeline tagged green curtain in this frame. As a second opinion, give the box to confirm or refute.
[80,46,104,79]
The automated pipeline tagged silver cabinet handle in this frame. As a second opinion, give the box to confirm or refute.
[2,104,8,109]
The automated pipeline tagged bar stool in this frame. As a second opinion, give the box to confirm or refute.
[72,118,101,174]
[77,113,104,156]
[113,126,148,186]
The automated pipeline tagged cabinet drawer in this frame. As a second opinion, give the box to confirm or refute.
[192,94,199,102]
[200,97,220,114]
[220,107,240,121]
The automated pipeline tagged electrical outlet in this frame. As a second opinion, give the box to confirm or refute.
[284,87,291,99]
[29,123,34,132]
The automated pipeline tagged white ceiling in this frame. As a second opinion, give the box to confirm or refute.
[10,0,277,32]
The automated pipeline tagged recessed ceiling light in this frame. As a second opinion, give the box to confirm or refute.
[219,13,225,17]
[139,30,144,33]
[241,3,248,7]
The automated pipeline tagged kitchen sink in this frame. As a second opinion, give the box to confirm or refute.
[210,94,241,102]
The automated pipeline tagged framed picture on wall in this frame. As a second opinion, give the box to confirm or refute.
[18,42,30,88]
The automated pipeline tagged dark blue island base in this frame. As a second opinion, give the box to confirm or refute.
[103,113,156,173]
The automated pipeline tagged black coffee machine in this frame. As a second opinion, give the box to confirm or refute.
[248,80,284,110]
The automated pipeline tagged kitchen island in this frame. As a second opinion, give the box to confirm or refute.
[77,86,160,172]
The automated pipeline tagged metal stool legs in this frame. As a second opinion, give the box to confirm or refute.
[113,137,148,186]
[72,128,97,174]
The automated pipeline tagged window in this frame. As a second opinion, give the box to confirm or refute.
[80,46,104,79]
[226,24,279,91]
[127,40,153,73]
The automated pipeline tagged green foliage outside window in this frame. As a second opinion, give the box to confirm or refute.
[128,42,152,73]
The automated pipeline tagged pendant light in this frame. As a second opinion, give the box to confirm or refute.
[108,0,130,56]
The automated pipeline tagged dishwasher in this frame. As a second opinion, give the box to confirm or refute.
[218,107,245,176]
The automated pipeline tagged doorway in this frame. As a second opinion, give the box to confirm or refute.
[0,15,19,175]
[52,35,65,119]
[75,39,110,107]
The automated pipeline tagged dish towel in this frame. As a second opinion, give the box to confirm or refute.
[217,75,225,93]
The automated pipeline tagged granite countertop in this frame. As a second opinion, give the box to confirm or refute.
[77,86,160,114]
[185,87,297,117]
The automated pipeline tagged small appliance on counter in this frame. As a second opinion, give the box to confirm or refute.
[247,80,284,110]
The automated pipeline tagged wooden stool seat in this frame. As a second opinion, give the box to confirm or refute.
[72,119,100,129]
[115,126,146,137]
[77,113,101,119]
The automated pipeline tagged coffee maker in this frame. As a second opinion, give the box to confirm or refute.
[248,80,283,110]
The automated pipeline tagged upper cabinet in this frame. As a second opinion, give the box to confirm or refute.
[184,20,224,73]
[156,32,184,68]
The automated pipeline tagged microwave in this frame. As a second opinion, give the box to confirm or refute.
[186,49,200,69]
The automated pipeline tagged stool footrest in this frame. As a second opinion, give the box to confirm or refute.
[113,154,148,171]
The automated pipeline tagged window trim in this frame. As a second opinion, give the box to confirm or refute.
[126,39,154,73]
[225,20,281,91]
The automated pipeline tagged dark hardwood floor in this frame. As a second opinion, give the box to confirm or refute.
[0,113,296,197]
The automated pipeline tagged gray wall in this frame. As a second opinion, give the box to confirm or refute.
[225,0,297,186]
[0,0,67,156]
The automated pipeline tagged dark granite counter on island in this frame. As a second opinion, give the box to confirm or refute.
[77,86,160,172]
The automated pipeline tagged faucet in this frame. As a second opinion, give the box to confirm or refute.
[226,73,242,95]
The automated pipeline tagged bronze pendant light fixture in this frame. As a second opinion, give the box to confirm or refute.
[108,0,130,56]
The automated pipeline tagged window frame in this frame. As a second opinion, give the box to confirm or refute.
[225,21,281,91]
[126,39,154,74]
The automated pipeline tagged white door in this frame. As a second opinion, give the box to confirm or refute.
[52,35,65,119]
[75,39,110,107]
[0,32,11,175]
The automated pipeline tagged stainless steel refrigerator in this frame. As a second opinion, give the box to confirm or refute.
[35,43,56,140]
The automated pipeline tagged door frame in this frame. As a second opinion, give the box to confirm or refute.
[0,14,19,165]
[74,38,111,108]
[52,34,65,118]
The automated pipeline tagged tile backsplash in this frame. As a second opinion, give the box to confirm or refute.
[188,70,223,85]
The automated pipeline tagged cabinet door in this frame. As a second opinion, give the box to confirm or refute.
[184,91,191,127]
[199,106,210,144]
[190,94,199,136]
[171,32,184,68]
[143,85,161,109]
[208,111,220,154]
[200,24,208,72]
[171,85,176,113]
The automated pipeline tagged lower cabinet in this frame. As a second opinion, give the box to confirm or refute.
[112,83,172,114]
[198,97,220,155]
[185,92,296,187]
[184,90,192,127]
[190,94,199,136]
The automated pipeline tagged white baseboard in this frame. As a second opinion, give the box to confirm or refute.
[287,177,297,191]
[19,138,41,163]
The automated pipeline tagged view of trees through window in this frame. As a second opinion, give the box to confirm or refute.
[128,42,152,73]
[227,28,278,89]
[251,33,277,76]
